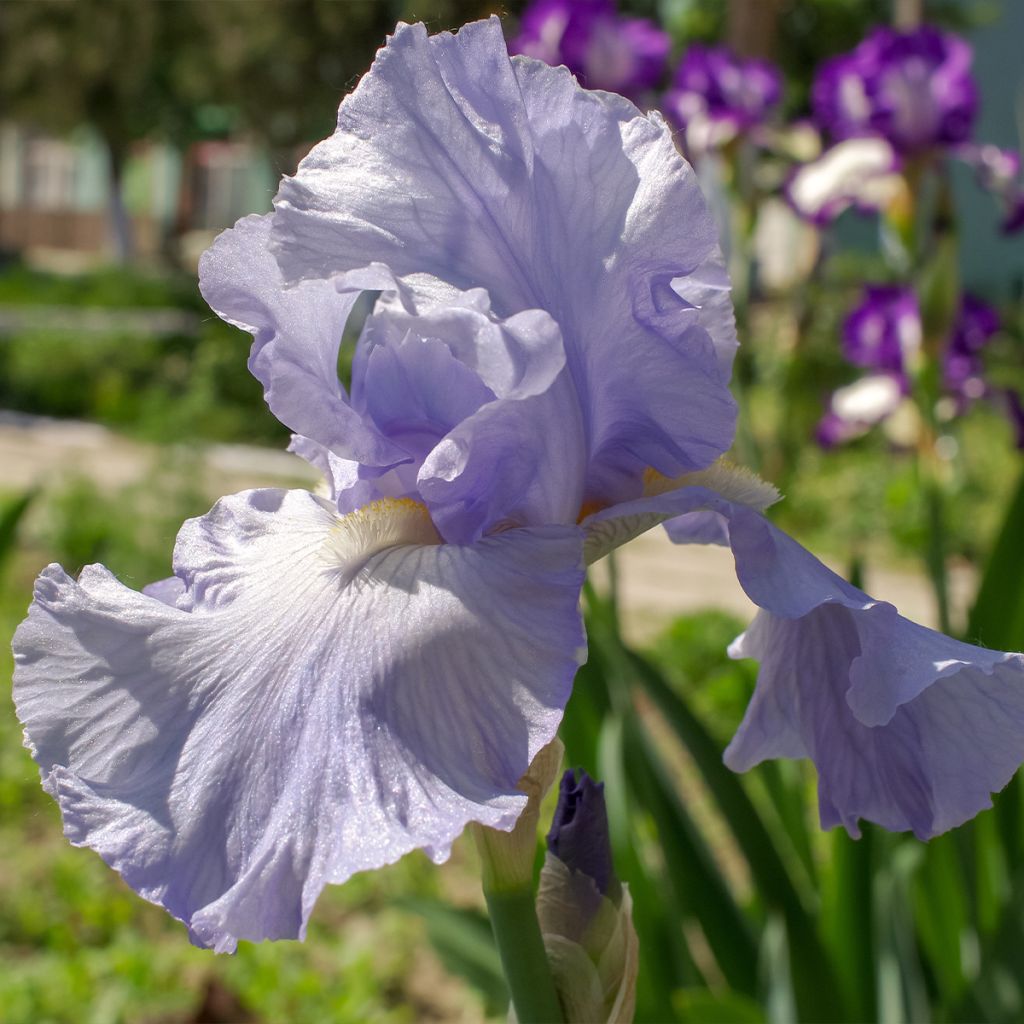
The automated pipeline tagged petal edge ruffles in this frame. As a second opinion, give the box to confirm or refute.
[13,489,586,950]
[585,485,1024,839]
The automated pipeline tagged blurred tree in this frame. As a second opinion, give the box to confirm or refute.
[0,0,492,263]
[0,0,213,262]
[726,0,785,59]
[191,0,495,176]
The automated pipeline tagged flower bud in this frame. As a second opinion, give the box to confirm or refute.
[527,770,639,1023]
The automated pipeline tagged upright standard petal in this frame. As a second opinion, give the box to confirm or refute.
[272,17,737,500]
[13,489,586,951]
[584,483,1024,839]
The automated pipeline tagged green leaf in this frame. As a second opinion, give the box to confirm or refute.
[626,649,846,1022]
[598,715,698,1022]
[875,840,931,1024]
[0,489,37,574]
[624,713,760,996]
[967,469,1024,650]
[674,988,765,1023]
[821,827,875,1023]
[760,914,797,1024]
[913,833,969,1004]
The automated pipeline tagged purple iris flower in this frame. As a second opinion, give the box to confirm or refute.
[821,291,1000,443]
[664,44,782,146]
[842,285,921,376]
[509,0,670,99]
[813,26,977,154]
[944,294,999,400]
[13,18,1024,954]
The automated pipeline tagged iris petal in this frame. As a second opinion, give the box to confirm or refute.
[13,489,586,950]
[272,18,736,496]
[585,485,1024,839]
[199,215,405,468]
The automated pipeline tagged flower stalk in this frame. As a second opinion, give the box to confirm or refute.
[472,740,566,1024]
[482,885,565,1024]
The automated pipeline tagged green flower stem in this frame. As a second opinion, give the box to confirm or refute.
[482,881,565,1024]
[471,740,566,1023]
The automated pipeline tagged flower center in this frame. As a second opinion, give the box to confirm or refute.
[322,498,441,573]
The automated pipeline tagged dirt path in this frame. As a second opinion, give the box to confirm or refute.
[1,413,971,641]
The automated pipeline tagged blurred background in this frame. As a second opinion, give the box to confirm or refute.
[1,1,1022,1022]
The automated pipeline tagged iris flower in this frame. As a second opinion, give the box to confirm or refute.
[794,26,1023,233]
[664,44,782,154]
[509,0,669,101]
[13,19,1024,953]
[817,287,1009,447]
[812,26,977,155]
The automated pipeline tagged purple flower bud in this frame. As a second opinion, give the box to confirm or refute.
[813,26,977,154]
[547,768,616,897]
[664,44,782,144]
[842,285,921,374]
[509,0,669,99]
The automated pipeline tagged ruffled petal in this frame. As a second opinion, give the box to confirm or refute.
[349,293,586,541]
[359,289,566,404]
[198,214,405,468]
[272,18,736,495]
[13,489,586,950]
[418,375,587,543]
[586,484,1024,838]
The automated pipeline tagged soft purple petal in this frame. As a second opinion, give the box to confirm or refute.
[271,18,736,502]
[357,289,567,404]
[348,293,585,540]
[141,576,188,607]
[418,374,587,543]
[13,489,586,951]
[587,485,1024,838]
[357,333,495,469]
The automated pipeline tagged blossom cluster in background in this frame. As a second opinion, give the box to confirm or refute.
[796,23,1024,231]
[816,287,1018,448]
[507,3,1023,452]
[663,44,782,155]
[812,26,976,153]
[508,0,783,152]
[508,0,670,100]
